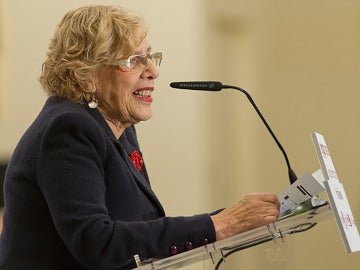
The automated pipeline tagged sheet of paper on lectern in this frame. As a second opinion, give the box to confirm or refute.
[278,171,325,217]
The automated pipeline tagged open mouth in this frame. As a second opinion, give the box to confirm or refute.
[133,89,152,98]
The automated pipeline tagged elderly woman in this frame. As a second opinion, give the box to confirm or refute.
[0,5,280,270]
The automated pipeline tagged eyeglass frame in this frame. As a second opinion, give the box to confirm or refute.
[111,51,162,71]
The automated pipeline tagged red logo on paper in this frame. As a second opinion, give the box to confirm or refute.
[320,144,330,158]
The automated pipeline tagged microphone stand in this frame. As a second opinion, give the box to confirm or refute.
[221,84,297,184]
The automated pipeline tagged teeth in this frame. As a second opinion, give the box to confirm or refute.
[134,90,152,98]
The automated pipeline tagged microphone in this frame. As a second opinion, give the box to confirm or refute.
[170,81,297,184]
[169,81,223,91]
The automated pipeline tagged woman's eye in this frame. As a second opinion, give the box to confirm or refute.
[130,57,139,64]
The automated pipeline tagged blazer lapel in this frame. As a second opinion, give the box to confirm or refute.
[84,105,165,215]
[116,134,165,216]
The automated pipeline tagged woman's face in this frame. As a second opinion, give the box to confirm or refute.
[95,39,160,130]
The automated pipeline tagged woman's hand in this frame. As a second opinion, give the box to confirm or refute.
[211,193,280,240]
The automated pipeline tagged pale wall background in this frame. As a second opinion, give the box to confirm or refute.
[1,0,360,269]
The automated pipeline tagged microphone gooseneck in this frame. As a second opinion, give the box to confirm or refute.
[170,81,297,184]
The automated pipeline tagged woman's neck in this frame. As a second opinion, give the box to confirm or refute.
[105,119,127,139]
[97,106,130,139]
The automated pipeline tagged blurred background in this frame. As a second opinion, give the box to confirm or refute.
[1,0,360,269]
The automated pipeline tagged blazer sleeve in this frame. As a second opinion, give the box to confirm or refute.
[36,111,216,269]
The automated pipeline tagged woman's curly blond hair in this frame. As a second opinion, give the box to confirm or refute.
[39,5,148,103]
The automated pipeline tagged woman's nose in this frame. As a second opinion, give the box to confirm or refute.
[142,59,160,79]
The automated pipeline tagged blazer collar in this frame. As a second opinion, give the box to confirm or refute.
[82,103,165,215]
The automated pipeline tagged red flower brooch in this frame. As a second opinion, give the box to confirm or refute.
[129,150,143,171]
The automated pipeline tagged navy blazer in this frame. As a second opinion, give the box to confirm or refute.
[0,97,216,269]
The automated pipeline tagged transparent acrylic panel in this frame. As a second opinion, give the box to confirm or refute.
[133,204,332,270]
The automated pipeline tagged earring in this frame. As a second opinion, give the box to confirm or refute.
[88,93,98,109]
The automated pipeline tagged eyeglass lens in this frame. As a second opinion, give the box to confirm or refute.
[130,52,162,69]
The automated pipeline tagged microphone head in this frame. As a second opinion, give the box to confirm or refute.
[170,81,223,91]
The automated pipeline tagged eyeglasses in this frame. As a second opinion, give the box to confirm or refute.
[112,51,162,71]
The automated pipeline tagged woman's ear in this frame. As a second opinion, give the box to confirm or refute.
[78,81,96,93]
